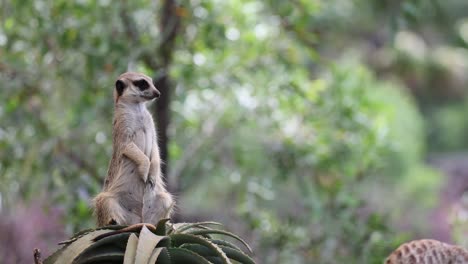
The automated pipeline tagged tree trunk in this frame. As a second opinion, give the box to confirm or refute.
[154,74,171,184]
[153,0,180,192]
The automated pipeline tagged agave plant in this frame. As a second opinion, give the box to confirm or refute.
[42,219,255,264]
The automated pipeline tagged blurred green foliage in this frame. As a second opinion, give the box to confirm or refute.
[1,0,467,263]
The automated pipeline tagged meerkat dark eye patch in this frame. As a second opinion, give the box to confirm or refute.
[115,79,126,96]
[133,79,150,91]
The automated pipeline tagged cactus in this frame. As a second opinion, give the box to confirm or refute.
[42,219,255,264]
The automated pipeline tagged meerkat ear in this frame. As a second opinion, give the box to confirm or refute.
[115,79,126,96]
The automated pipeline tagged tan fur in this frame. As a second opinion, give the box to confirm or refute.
[93,72,174,226]
[385,239,468,264]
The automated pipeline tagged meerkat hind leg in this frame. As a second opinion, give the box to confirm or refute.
[94,192,127,226]
[94,192,141,226]
[142,187,174,224]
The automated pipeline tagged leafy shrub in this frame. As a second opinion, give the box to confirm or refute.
[174,61,431,263]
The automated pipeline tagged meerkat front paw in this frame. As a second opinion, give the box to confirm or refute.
[137,157,151,182]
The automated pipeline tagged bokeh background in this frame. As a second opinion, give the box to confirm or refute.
[1,0,468,263]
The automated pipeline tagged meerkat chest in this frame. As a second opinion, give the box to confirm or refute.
[125,111,155,157]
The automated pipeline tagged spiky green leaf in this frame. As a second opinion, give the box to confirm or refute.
[208,239,242,252]
[72,251,124,264]
[186,229,253,253]
[218,246,255,264]
[181,244,255,264]
[44,229,115,264]
[148,247,163,264]
[156,236,172,248]
[123,233,138,264]
[72,233,129,264]
[135,225,166,263]
[203,256,224,264]
[167,248,213,264]
[58,225,126,245]
[170,233,231,264]
[93,223,157,242]
[155,218,171,235]
[156,248,171,264]
[174,222,224,234]
[180,244,213,256]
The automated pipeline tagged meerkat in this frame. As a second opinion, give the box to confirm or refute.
[385,239,468,264]
[93,72,174,226]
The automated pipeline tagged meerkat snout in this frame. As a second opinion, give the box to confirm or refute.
[154,90,160,98]
[145,88,160,100]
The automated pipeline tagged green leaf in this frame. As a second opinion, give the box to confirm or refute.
[181,244,255,264]
[135,225,166,263]
[66,225,127,241]
[170,233,231,264]
[44,229,116,264]
[148,247,163,264]
[167,248,212,264]
[218,246,255,264]
[73,233,130,264]
[174,222,224,234]
[72,251,124,264]
[306,79,327,102]
[5,96,19,113]
[93,224,155,242]
[186,229,253,253]
[156,236,172,248]
[155,218,171,235]
[180,244,212,256]
[156,248,171,264]
[4,17,14,31]
[123,233,138,264]
[208,240,242,252]
[202,256,224,264]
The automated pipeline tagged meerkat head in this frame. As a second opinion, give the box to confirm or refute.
[113,72,161,104]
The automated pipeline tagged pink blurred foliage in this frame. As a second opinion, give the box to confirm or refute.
[0,200,66,264]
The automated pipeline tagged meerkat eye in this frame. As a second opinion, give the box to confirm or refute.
[133,79,150,91]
